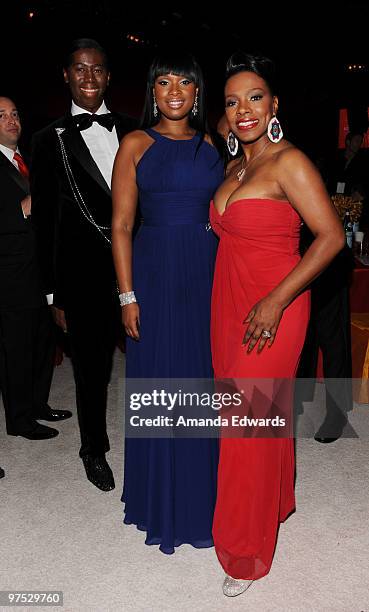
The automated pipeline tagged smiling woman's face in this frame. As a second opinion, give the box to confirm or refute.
[225,71,277,143]
[154,73,197,120]
[63,48,110,113]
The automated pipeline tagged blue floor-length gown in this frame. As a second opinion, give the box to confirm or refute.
[122,128,223,554]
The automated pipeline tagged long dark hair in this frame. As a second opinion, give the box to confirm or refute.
[225,51,278,95]
[141,52,208,134]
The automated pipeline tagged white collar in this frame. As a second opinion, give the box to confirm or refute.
[71,101,109,116]
[0,143,20,163]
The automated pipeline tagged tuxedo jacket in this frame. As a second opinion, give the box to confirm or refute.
[30,112,137,309]
[0,151,44,310]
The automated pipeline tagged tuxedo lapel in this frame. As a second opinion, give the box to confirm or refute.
[60,126,111,197]
[0,151,30,195]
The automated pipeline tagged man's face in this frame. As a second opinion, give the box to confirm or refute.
[0,97,21,150]
[63,48,110,113]
[350,134,363,153]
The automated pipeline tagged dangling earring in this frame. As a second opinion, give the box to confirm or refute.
[267,115,283,143]
[227,131,238,156]
[192,92,199,116]
[153,93,158,118]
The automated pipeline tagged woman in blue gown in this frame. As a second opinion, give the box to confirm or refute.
[112,54,223,554]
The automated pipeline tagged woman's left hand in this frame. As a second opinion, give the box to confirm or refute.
[242,296,284,353]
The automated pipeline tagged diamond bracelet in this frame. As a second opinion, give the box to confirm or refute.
[119,291,137,307]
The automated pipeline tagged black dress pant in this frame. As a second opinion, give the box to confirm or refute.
[296,256,353,421]
[0,305,55,434]
[64,296,120,458]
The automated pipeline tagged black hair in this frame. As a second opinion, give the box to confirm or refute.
[63,38,108,70]
[225,52,278,95]
[346,131,364,141]
[140,52,208,133]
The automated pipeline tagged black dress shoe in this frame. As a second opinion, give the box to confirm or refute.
[314,433,341,443]
[0,467,4,479]
[36,405,72,422]
[82,455,115,491]
[10,423,59,440]
[314,414,348,444]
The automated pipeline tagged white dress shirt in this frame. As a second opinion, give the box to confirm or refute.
[0,143,22,169]
[71,100,119,188]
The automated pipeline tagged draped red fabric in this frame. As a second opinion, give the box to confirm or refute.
[210,199,310,580]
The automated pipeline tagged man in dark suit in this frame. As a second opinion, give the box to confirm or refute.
[0,96,71,440]
[296,228,352,443]
[31,39,136,491]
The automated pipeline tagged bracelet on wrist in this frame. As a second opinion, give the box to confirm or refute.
[119,291,137,307]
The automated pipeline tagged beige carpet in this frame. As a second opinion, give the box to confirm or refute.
[0,352,368,612]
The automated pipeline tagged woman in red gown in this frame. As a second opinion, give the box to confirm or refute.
[210,53,345,597]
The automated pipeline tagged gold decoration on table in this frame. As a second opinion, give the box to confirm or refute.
[331,194,363,222]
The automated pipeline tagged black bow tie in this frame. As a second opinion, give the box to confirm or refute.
[72,112,116,132]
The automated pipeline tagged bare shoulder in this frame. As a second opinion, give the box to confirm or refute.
[274,143,315,170]
[117,130,155,167]
[274,143,326,198]
[119,129,152,149]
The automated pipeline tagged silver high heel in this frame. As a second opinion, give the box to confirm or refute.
[222,574,253,597]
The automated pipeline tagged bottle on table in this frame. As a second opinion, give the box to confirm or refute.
[343,210,353,248]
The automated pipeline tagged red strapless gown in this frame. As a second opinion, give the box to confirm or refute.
[210,198,310,580]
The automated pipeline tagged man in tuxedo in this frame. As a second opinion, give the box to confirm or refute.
[31,39,136,491]
[0,97,71,440]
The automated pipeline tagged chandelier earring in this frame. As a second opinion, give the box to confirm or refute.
[192,92,199,116]
[227,131,239,156]
[153,93,158,118]
[267,114,283,143]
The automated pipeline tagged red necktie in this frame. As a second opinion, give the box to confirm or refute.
[13,152,29,179]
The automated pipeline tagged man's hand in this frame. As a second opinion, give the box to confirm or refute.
[52,306,67,333]
[21,195,32,217]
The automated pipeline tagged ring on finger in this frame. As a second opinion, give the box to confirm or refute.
[261,329,272,339]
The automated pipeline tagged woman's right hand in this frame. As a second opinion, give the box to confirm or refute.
[122,303,140,340]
